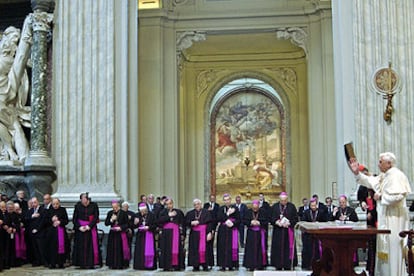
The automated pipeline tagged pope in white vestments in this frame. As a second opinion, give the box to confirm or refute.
[349,152,411,276]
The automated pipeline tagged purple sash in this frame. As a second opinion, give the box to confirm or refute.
[139,226,155,268]
[288,227,294,260]
[251,226,267,265]
[121,232,131,260]
[57,226,65,254]
[111,226,131,261]
[78,219,99,265]
[15,228,27,260]
[221,218,238,261]
[193,224,207,263]
[164,222,180,265]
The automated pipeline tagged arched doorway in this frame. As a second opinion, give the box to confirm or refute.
[209,78,288,202]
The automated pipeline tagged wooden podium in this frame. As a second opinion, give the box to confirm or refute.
[299,222,390,276]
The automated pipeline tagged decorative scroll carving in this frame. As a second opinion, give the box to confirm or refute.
[164,0,195,11]
[268,67,298,94]
[275,27,308,57]
[176,31,207,72]
[196,69,223,98]
[176,31,207,52]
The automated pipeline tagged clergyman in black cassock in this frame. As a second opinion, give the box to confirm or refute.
[301,198,328,270]
[270,192,298,270]
[26,197,47,267]
[243,200,269,271]
[121,201,135,250]
[3,202,20,268]
[105,200,131,269]
[0,201,9,271]
[133,203,158,270]
[203,195,220,231]
[357,164,377,275]
[329,195,359,223]
[186,198,214,271]
[157,198,185,271]
[45,198,69,269]
[216,193,240,271]
[72,193,102,268]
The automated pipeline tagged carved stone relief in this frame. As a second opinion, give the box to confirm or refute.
[164,0,195,11]
[275,27,309,57]
[196,69,226,98]
[267,67,298,95]
[176,31,207,72]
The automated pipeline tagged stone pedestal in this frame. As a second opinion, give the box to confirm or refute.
[0,165,56,200]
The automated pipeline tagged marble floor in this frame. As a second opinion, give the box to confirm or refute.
[1,265,313,276]
[0,264,371,276]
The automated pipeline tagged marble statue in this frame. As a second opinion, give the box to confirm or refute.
[0,15,33,163]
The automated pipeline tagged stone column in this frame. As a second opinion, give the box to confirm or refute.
[52,0,138,217]
[25,0,54,168]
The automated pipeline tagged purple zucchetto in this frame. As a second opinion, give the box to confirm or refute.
[138,202,147,210]
[252,200,260,205]
[279,192,288,199]
[339,194,347,200]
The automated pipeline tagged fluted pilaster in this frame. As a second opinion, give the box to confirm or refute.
[353,0,414,175]
[53,0,116,197]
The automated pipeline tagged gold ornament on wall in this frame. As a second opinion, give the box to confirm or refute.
[371,62,402,124]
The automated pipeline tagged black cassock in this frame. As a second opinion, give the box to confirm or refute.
[105,209,130,269]
[157,208,185,270]
[243,208,269,270]
[270,202,298,270]
[3,211,19,268]
[72,202,102,268]
[133,211,157,270]
[329,206,359,222]
[45,206,69,268]
[216,205,240,269]
[0,210,4,271]
[185,208,214,268]
[0,211,9,271]
[301,208,328,270]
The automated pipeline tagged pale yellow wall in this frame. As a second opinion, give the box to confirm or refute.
[179,33,309,206]
[138,0,334,209]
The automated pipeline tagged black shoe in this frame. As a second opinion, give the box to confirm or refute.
[202,265,209,271]
[220,267,226,271]
[193,266,200,271]
[229,267,234,271]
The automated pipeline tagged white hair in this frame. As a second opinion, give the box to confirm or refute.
[16,190,24,196]
[193,198,202,205]
[380,152,396,165]
[122,201,130,207]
